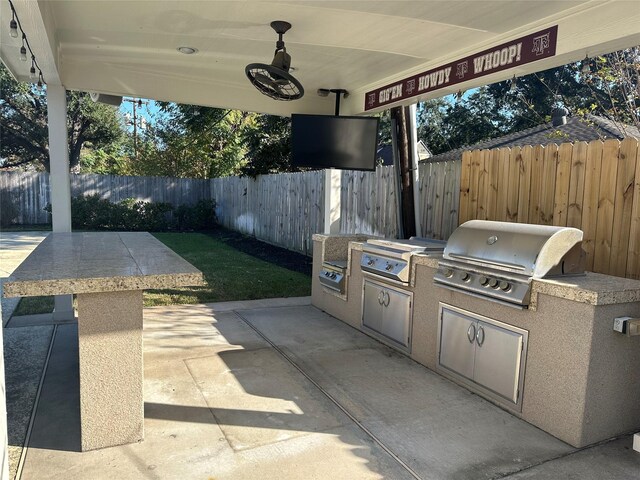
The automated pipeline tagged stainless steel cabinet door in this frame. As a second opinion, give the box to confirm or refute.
[362,280,384,333]
[381,287,411,348]
[473,320,523,403]
[439,308,476,381]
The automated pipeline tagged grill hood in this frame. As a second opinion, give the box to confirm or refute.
[443,220,584,278]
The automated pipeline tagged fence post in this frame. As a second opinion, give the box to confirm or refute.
[323,169,341,234]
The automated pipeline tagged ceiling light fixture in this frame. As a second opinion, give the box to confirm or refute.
[29,56,36,79]
[177,46,198,55]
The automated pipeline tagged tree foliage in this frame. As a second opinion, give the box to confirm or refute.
[0,64,122,172]
[240,114,294,177]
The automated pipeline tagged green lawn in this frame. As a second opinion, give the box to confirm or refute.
[13,231,311,315]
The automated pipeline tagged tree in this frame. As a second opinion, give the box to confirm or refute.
[128,103,252,178]
[0,64,123,172]
[241,114,294,177]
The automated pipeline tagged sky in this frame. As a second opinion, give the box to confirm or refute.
[119,98,164,131]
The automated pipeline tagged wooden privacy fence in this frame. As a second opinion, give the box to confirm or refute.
[418,160,461,240]
[459,138,640,279]
[340,166,399,238]
[210,170,324,255]
[0,172,211,224]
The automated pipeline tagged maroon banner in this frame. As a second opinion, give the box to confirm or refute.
[364,25,558,111]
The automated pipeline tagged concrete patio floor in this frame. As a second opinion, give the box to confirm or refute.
[15,297,640,479]
[0,232,50,326]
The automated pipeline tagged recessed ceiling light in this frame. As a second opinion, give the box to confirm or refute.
[177,46,198,55]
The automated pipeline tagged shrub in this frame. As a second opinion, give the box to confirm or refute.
[49,195,218,232]
[174,199,217,231]
[0,190,19,227]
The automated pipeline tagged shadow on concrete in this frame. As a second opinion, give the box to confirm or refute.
[25,324,81,453]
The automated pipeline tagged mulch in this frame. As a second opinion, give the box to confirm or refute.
[205,228,313,276]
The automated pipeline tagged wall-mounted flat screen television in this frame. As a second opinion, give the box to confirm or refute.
[291,114,379,171]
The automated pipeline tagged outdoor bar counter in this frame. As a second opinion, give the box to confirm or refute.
[3,232,204,451]
[312,233,640,448]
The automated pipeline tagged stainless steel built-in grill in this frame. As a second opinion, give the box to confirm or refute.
[361,237,446,284]
[360,237,446,352]
[319,260,348,293]
[434,220,585,307]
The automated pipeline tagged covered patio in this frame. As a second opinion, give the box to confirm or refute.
[2,1,640,479]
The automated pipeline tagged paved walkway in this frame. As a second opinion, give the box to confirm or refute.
[19,298,640,479]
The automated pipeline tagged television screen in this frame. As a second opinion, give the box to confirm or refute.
[291,114,379,171]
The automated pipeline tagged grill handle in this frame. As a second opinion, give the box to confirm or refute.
[467,324,476,344]
[448,253,526,271]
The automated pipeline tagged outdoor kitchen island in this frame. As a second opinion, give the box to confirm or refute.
[312,232,640,449]
[3,232,204,451]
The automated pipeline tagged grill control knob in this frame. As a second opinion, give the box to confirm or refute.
[500,281,511,291]
[479,276,489,286]
[461,272,470,282]
[442,268,454,278]
[367,258,375,266]
[330,273,337,279]
[324,271,330,277]
[489,278,499,288]
[385,263,394,271]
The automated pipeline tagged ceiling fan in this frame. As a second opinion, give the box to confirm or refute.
[245,21,304,101]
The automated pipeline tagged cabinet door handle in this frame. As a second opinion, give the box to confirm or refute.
[467,324,476,343]
[378,290,384,305]
[383,291,390,307]
[476,325,485,347]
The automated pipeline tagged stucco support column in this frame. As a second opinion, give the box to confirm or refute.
[47,84,74,319]
[323,169,341,234]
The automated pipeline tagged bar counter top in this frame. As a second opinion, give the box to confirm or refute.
[3,232,204,297]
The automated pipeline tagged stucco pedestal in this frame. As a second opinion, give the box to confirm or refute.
[77,290,144,451]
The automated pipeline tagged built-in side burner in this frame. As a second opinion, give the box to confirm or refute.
[319,260,348,293]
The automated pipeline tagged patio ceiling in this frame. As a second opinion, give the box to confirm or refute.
[1,1,640,116]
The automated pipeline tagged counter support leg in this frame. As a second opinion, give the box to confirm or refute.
[76,290,144,451]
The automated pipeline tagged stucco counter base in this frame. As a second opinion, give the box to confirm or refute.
[77,291,144,451]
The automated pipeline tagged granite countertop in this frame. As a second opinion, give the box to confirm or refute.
[3,232,205,297]
[531,272,640,307]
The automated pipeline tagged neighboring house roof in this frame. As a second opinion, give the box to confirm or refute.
[377,140,432,166]
[424,114,640,163]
